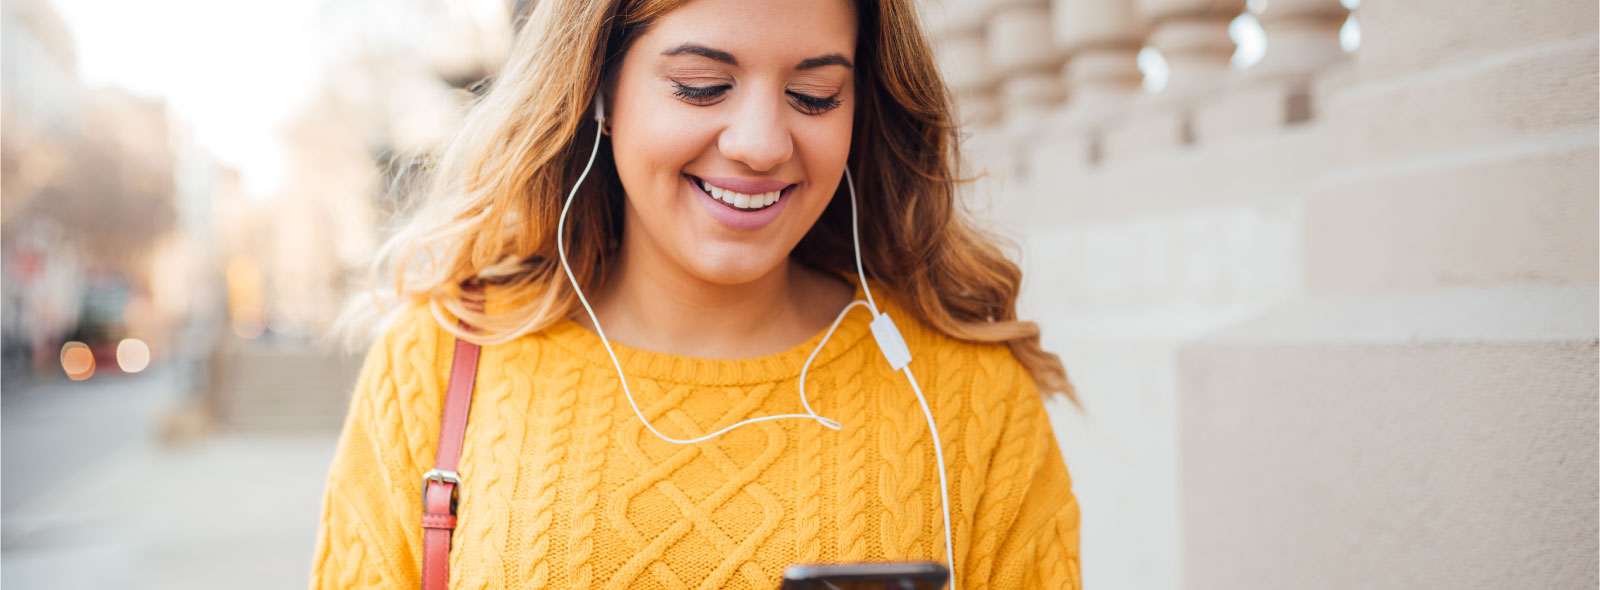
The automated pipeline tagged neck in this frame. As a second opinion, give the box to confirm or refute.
[575,240,845,359]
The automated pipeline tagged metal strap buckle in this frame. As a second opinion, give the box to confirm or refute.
[421,468,462,504]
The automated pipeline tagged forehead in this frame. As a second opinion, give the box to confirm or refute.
[634,0,858,66]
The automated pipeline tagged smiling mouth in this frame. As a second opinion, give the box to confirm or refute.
[686,174,795,211]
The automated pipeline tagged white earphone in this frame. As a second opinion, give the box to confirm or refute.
[571,89,957,590]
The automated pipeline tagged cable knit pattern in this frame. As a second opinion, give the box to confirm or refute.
[309,276,1081,589]
[828,341,873,563]
[875,360,928,560]
[563,366,613,588]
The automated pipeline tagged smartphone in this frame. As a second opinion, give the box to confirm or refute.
[779,561,949,590]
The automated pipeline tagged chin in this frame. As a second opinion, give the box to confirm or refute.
[682,245,790,286]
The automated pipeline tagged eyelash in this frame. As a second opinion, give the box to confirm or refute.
[671,82,842,115]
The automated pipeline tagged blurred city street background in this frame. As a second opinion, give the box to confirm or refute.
[4,366,339,589]
[4,0,516,587]
[2,0,1595,589]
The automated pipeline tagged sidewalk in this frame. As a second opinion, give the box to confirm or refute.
[2,369,341,590]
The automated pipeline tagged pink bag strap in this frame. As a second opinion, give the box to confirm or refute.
[421,286,483,590]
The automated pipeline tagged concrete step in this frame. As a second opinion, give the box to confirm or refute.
[226,411,347,432]
[1177,285,1596,590]
[216,348,362,433]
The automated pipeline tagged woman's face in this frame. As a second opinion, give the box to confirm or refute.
[606,0,857,286]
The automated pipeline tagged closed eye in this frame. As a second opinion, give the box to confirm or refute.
[673,82,730,104]
[671,82,843,116]
[787,91,842,115]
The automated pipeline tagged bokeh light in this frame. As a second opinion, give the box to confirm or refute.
[60,341,95,380]
[117,338,151,373]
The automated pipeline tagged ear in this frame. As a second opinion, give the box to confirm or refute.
[596,72,623,124]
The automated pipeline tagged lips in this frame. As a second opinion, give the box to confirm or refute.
[690,176,784,210]
[697,176,793,194]
[686,174,796,231]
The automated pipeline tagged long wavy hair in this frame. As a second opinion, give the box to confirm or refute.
[343,0,1077,403]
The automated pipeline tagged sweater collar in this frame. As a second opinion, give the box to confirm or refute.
[538,272,881,386]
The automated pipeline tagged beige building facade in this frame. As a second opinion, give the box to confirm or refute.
[921,0,1598,588]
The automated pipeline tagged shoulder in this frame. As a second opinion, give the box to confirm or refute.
[334,301,460,470]
[351,301,457,414]
[369,302,454,367]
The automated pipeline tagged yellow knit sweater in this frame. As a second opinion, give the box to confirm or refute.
[310,279,1080,589]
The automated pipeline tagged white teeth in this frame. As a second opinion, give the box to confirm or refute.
[697,178,782,210]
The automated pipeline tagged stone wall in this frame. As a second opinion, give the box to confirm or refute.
[921,0,1599,588]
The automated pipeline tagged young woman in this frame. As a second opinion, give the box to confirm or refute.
[311,0,1081,588]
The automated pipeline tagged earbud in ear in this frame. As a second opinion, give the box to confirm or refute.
[593,89,606,124]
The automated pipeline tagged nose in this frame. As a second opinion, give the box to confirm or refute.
[717,92,794,172]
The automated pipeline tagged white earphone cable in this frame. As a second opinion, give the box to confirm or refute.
[557,111,845,444]
[844,168,956,590]
[558,99,956,589]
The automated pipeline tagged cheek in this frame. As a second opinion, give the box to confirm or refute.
[792,115,854,213]
[611,101,716,204]
[611,89,713,184]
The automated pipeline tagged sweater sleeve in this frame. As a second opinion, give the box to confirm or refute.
[309,309,441,589]
[974,351,1083,590]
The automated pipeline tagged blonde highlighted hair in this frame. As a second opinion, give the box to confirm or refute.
[341,0,1077,403]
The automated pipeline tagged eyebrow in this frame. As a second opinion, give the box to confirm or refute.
[661,43,853,70]
[796,54,853,70]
